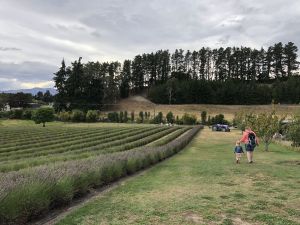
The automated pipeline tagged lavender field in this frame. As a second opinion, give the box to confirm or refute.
[0,122,201,224]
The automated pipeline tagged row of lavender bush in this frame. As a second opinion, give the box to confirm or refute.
[0,126,202,225]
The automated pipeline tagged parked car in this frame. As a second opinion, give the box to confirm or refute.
[211,124,230,132]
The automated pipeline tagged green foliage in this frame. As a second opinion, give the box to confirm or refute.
[71,110,85,122]
[201,111,207,124]
[182,113,197,125]
[166,111,174,124]
[107,112,119,122]
[85,110,98,122]
[119,111,124,123]
[130,111,134,122]
[209,114,229,125]
[9,109,23,119]
[22,109,32,120]
[124,111,128,123]
[287,115,300,147]
[246,112,282,151]
[152,112,163,124]
[139,111,144,123]
[32,107,55,127]
[58,111,71,122]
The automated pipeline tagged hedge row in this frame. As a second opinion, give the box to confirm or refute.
[0,126,202,225]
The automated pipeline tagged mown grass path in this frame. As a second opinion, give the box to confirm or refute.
[57,128,300,225]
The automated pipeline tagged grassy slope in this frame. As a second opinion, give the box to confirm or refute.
[107,95,300,120]
[57,128,300,225]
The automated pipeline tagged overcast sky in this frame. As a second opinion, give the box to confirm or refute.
[0,0,300,90]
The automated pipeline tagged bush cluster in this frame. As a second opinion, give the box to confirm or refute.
[0,109,34,120]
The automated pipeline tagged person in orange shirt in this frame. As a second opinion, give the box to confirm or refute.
[239,127,259,163]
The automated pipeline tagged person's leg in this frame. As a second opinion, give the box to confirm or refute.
[250,150,254,162]
[238,153,242,163]
[246,151,251,162]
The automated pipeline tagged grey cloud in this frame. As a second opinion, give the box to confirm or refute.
[0,61,57,82]
[0,47,21,51]
[0,0,300,89]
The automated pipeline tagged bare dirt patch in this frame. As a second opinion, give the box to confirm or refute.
[232,217,257,225]
[183,212,204,224]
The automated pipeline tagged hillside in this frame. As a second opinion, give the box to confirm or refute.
[109,95,300,120]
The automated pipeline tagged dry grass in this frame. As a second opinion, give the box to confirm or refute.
[106,96,300,120]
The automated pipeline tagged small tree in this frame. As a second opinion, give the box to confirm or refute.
[124,111,128,123]
[201,111,207,125]
[86,110,98,122]
[182,113,197,125]
[287,115,300,147]
[139,111,144,123]
[207,115,211,125]
[152,112,163,124]
[233,112,247,133]
[119,111,124,123]
[71,110,85,122]
[32,107,55,127]
[131,111,135,122]
[248,112,282,151]
[166,111,174,124]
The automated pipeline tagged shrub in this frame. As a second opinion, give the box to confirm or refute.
[119,111,124,123]
[0,111,10,119]
[32,107,55,127]
[182,113,197,125]
[22,109,32,120]
[59,111,71,122]
[201,111,207,125]
[130,111,134,122]
[107,112,119,122]
[50,178,74,207]
[71,110,85,122]
[166,111,174,124]
[86,110,98,122]
[210,114,229,125]
[124,111,128,123]
[139,111,144,123]
[152,112,163,124]
[287,116,300,147]
[9,109,23,119]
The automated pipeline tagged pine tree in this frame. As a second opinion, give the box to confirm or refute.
[284,42,299,77]
[120,60,131,98]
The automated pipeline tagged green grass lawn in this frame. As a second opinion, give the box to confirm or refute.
[55,128,300,225]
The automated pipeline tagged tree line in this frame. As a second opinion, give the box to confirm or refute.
[53,42,299,110]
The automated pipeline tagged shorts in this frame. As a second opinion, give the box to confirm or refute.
[246,144,255,152]
[235,153,243,158]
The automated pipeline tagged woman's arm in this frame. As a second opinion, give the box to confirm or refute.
[240,131,248,143]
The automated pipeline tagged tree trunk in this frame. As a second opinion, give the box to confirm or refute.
[264,142,269,151]
[43,122,45,127]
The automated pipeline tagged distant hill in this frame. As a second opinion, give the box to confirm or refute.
[110,95,300,121]
[1,87,57,95]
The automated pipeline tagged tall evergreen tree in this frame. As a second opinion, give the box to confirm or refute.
[53,59,67,111]
[120,60,131,98]
[132,55,144,92]
[284,42,299,77]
